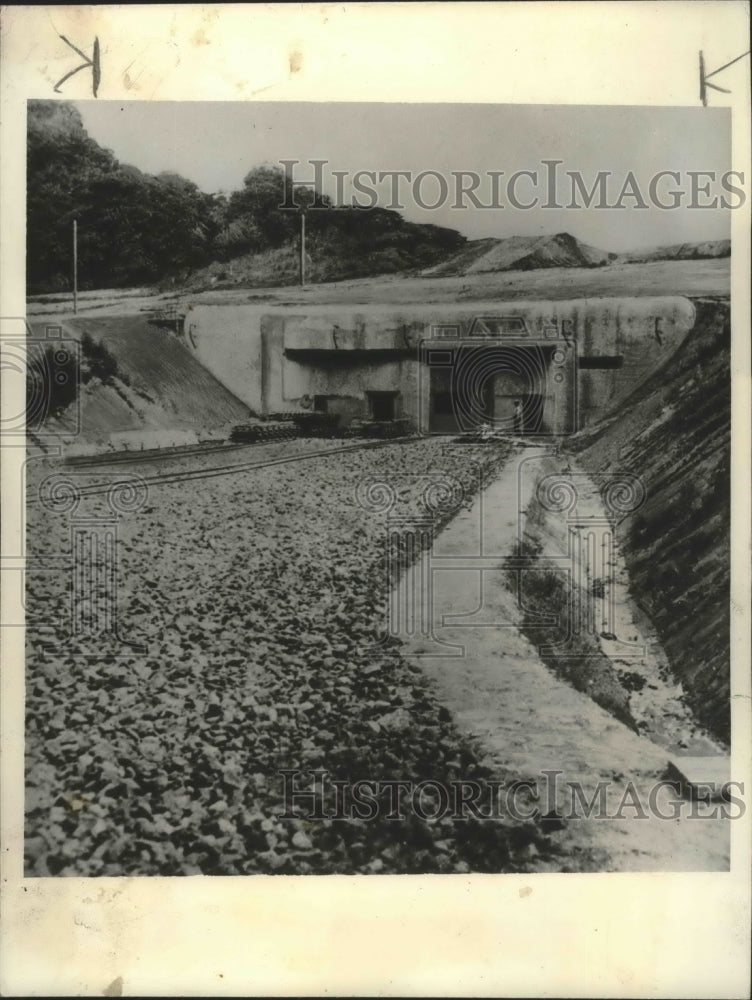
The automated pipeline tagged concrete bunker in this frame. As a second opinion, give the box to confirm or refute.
[181,296,696,436]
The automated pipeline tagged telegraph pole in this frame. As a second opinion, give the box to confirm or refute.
[299,207,306,287]
[72,219,78,314]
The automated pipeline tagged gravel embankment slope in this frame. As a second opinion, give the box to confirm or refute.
[25,438,579,875]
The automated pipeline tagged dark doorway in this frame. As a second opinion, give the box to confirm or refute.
[422,340,575,436]
[368,391,398,421]
[428,362,495,432]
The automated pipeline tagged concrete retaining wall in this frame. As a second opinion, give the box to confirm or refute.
[183,305,266,414]
[182,297,696,429]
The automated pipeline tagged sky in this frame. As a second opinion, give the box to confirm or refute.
[74,101,732,252]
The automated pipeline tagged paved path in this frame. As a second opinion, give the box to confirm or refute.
[398,443,729,872]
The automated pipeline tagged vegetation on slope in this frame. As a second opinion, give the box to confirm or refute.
[27,101,464,294]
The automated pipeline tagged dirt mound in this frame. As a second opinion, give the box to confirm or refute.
[572,298,730,743]
[618,240,730,264]
[30,316,252,446]
[424,232,613,277]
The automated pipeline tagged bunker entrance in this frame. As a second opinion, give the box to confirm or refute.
[428,344,558,435]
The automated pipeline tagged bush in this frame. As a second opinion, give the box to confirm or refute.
[81,334,122,386]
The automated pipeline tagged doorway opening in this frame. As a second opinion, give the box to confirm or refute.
[367,391,399,421]
[427,345,554,434]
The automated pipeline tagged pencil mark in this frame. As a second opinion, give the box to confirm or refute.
[54,34,100,98]
[699,48,750,106]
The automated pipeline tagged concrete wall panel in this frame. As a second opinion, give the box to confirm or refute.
[182,297,696,429]
[183,305,265,413]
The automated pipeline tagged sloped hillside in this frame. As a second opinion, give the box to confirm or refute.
[572,298,730,743]
[183,210,465,291]
[618,240,730,264]
[424,232,613,277]
[29,317,252,444]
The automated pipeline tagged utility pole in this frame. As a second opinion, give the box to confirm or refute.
[72,219,78,314]
[299,207,306,287]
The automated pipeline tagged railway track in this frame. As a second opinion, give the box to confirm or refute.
[30,436,423,503]
[64,439,265,468]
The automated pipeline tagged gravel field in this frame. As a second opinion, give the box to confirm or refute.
[25,437,574,876]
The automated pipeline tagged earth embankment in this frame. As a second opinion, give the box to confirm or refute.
[30,316,252,450]
[572,298,731,743]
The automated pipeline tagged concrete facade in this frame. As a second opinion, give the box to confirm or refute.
[182,297,696,435]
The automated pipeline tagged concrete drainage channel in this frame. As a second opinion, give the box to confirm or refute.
[512,449,726,758]
[395,441,729,871]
